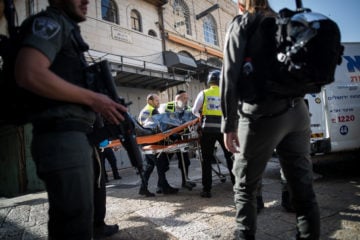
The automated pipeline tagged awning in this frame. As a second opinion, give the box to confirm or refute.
[110,63,190,91]
[143,0,168,7]
[163,51,197,73]
[88,50,191,91]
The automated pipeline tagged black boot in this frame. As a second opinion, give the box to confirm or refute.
[162,185,179,194]
[200,190,212,198]
[234,229,255,240]
[156,184,179,194]
[139,187,155,197]
[93,223,119,239]
[113,172,121,180]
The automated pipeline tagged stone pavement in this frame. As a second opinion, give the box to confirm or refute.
[0,156,359,240]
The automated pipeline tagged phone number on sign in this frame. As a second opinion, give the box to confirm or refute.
[332,115,356,123]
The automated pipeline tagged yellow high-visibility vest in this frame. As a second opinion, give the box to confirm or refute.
[202,86,222,116]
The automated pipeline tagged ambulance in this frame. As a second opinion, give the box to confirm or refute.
[305,42,360,155]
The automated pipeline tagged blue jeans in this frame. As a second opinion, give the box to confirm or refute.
[233,98,320,239]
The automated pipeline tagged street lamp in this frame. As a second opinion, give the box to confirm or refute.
[195,4,219,20]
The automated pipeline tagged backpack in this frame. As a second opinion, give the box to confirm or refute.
[0,28,30,126]
[239,8,343,103]
[0,2,49,126]
[275,8,344,95]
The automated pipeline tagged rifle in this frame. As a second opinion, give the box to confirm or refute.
[86,60,147,188]
[3,0,17,37]
[1,0,17,65]
[0,0,30,126]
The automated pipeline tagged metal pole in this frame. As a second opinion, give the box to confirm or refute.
[4,0,16,36]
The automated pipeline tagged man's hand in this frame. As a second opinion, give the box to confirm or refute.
[91,93,127,125]
[224,131,240,153]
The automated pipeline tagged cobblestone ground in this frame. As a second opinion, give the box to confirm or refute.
[1,156,359,240]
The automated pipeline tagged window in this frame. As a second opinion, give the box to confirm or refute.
[130,10,142,32]
[101,0,119,24]
[148,30,157,37]
[173,0,191,36]
[203,14,218,46]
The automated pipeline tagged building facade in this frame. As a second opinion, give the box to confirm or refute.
[80,0,237,113]
[1,0,237,115]
[0,0,238,196]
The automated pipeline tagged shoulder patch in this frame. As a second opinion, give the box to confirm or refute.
[32,17,61,40]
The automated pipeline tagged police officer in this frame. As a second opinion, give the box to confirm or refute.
[221,0,320,239]
[138,93,178,195]
[159,90,196,190]
[15,0,126,239]
[192,70,234,198]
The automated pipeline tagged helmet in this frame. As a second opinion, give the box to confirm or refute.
[207,70,220,86]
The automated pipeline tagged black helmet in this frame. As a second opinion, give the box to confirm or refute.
[207,70,220,86]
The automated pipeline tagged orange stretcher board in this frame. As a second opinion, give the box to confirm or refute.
[106,117,200,148]
[103,116,229,184]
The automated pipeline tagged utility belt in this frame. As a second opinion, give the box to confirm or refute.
[33,120,94,135]
[201,115,221,133]
[239,97,303,120]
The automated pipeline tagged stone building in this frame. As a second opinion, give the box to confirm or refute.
[1,0,237,115]
[80,0,237,114]
[0,0,237,196]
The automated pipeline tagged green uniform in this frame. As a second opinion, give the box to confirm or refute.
[21,7,95,239]
[221,12,320,239]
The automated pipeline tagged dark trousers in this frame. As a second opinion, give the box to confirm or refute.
[141,153,171,189]
[93,150,106,227]
[100,148,119,180]
[233,99,320,239]
[200,131,234,192]
[32,131,94,240]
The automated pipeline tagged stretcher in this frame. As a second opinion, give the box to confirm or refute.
[103,115,229,186]
[106,117,201,148]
